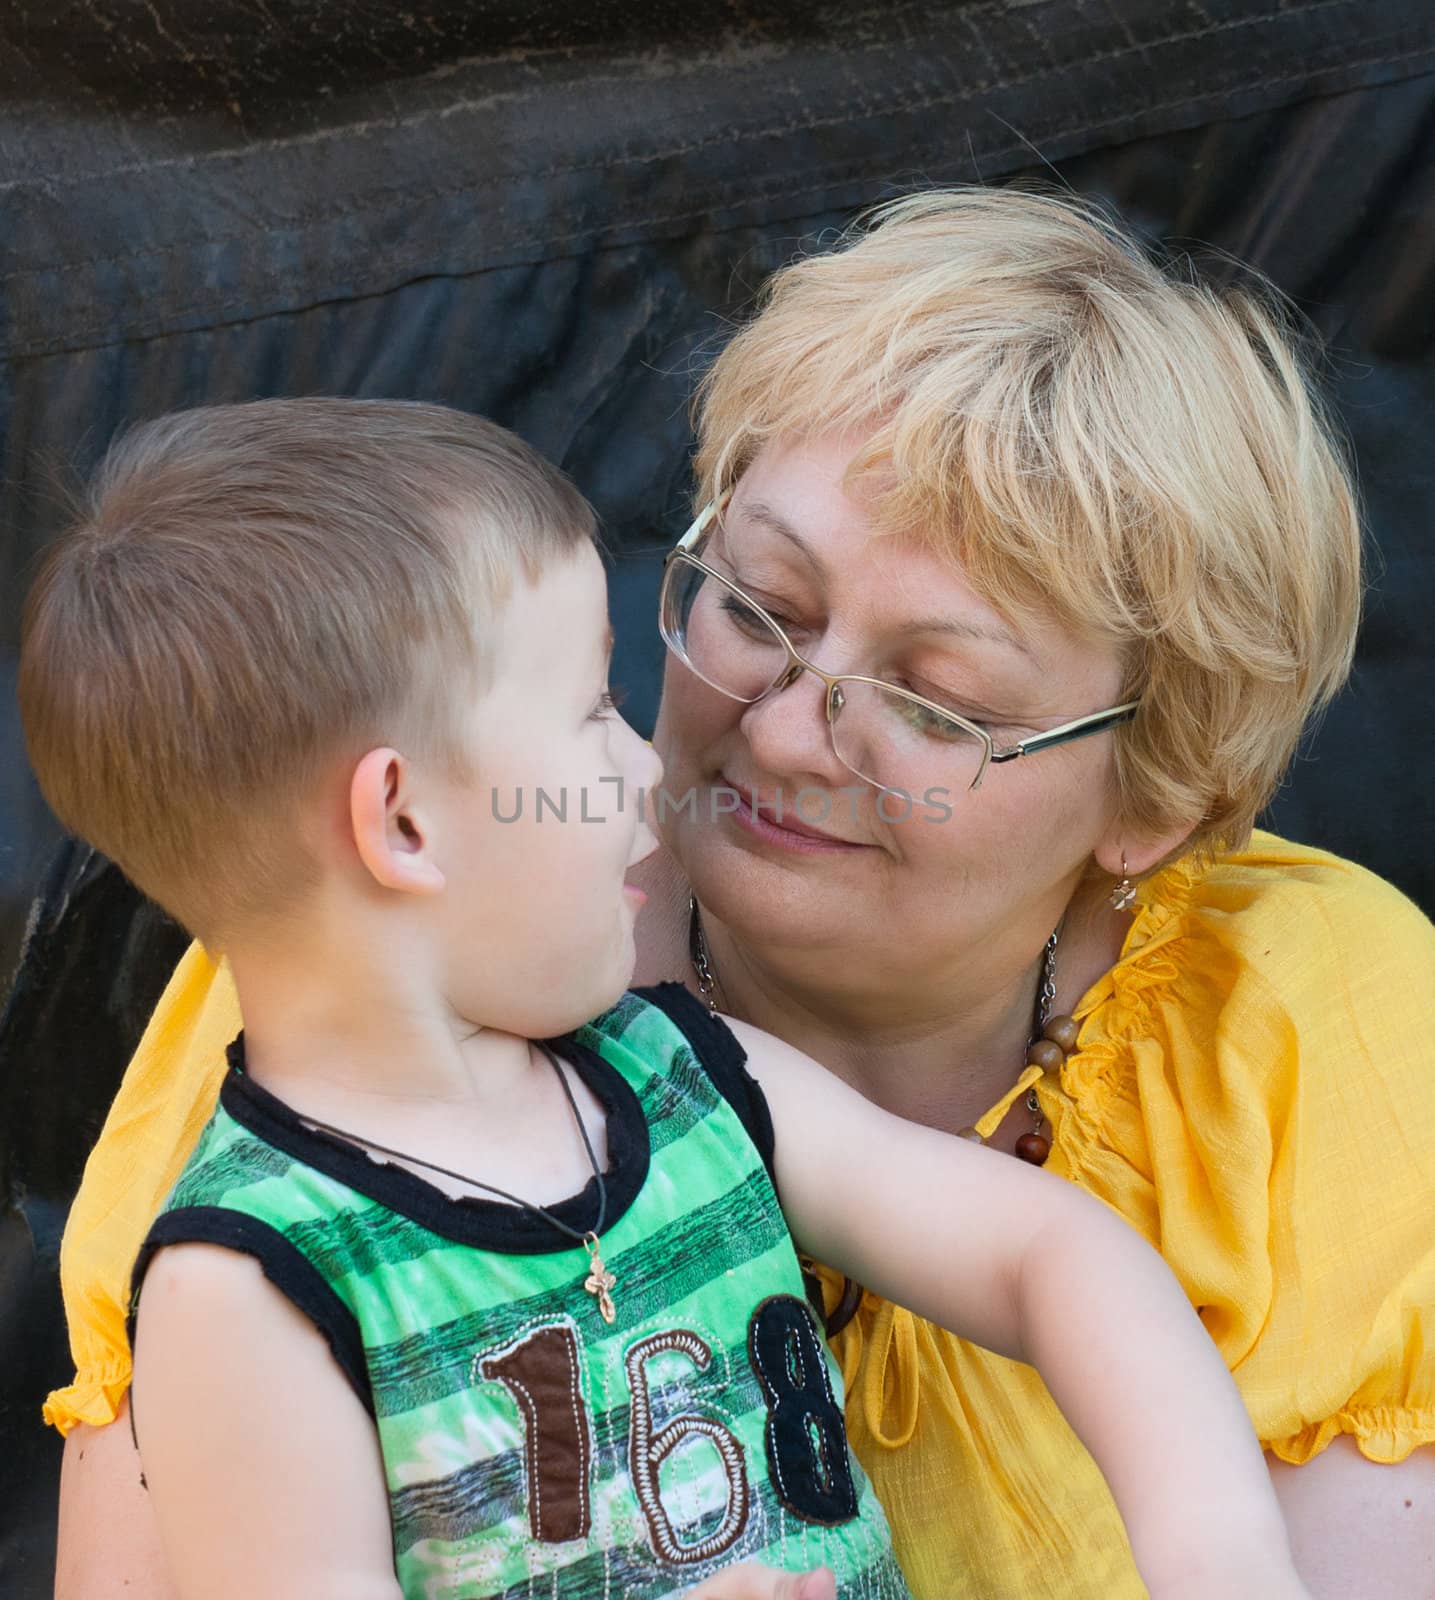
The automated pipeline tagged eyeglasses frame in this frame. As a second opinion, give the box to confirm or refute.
[659,496,1140,794]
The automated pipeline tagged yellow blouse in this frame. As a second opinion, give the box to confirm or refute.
[46,832,1435,1600]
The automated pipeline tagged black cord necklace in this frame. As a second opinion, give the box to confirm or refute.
[295,1041,618,1324]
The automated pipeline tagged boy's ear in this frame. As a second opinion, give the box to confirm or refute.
[349,747,446,896]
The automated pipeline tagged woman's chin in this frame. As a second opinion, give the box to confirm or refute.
[689,834,863,938]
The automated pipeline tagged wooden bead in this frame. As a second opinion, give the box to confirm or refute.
[1042,1014,1080,1053]
[1024,1038,1065,1073]
[1015,1132,1051,1166]
[956,1126,984,1143]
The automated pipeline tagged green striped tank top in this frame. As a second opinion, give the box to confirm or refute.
[133,984,911,1600]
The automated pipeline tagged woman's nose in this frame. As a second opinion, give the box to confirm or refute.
[738,664,851,785]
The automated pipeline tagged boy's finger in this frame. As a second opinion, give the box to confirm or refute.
[684,1562,838,1600]
[792,1568,838,1600]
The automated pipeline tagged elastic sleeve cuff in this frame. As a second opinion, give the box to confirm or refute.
[42,1362,133,1437]
[1266,1405,1435,1466]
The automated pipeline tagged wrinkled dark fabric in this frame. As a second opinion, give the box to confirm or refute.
[3,0,1430,372]
[2,4,1434,1593]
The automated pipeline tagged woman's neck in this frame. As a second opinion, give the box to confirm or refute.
[701,914,1046,1136]
[638,849,1128,1141]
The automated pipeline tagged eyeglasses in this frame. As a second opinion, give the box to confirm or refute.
[658,497,1139,799]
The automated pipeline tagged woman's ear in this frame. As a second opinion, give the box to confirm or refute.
[349,747,446,896]
[1093,819,1198,882]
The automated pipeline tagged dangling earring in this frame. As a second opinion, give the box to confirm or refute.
[1110,852,1136,911]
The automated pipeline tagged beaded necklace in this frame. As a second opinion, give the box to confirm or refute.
[688,897,1081,1167]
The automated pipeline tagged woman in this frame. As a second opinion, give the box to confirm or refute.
[51,190,1435,1598]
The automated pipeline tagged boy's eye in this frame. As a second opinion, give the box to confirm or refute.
[590,687,626,720]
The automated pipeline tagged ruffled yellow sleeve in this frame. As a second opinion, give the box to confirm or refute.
[42,942,239,1435]
[1059,830,1435,1465]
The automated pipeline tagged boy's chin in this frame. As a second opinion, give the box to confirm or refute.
[543,956,637,1036]
[583,959,638,1022]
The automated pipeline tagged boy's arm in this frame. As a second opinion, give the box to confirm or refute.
[131,1243,402,1600]
[727,1018,1308,1600]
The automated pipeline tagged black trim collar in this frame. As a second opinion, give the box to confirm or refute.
[219,1033,650,1255]
[130,1206,374,1418]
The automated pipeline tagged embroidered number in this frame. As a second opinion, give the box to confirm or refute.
[478,1323,592,1543]
[625,1329,751,1564]
[477,1317,845,1561]
[748,1295,858,1523]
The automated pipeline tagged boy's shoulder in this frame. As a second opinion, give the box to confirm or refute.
[576,984,777,1186]
[577,981,744,1077]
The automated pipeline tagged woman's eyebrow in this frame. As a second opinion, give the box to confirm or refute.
[736,499,823,574]
[903,614,1030,657]
[739,497,1033,660]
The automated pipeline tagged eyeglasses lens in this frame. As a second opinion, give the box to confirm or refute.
[661,559,987,796]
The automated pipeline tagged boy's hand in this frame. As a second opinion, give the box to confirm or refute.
[685,1564,836,1600]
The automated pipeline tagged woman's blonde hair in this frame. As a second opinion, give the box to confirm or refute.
[694,188,1362,858]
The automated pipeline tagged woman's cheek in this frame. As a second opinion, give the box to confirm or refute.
[656,667,730,762]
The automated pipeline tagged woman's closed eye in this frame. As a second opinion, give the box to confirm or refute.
[890,668,1041,733]
[886,675,994,728]
[889,694,989,744]
[717,592,774,633]
[717,590,812,643]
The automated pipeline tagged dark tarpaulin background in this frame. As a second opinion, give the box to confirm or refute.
[1,3,1433,1592]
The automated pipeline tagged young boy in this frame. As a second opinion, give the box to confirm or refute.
[20,400,1308,1600]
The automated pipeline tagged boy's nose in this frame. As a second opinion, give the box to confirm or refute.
[624,720,664,793]
[641,737,664,793]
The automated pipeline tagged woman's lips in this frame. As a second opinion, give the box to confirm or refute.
[718,776,865,853]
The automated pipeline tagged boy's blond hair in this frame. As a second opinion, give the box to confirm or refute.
[695,188,1362,857]
[20,399,594,943]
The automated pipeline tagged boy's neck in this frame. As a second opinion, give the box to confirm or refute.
[224,903,532,1116]
[218,889,616,1218]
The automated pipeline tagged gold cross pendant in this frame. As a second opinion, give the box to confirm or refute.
[582,1233,617,1324]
